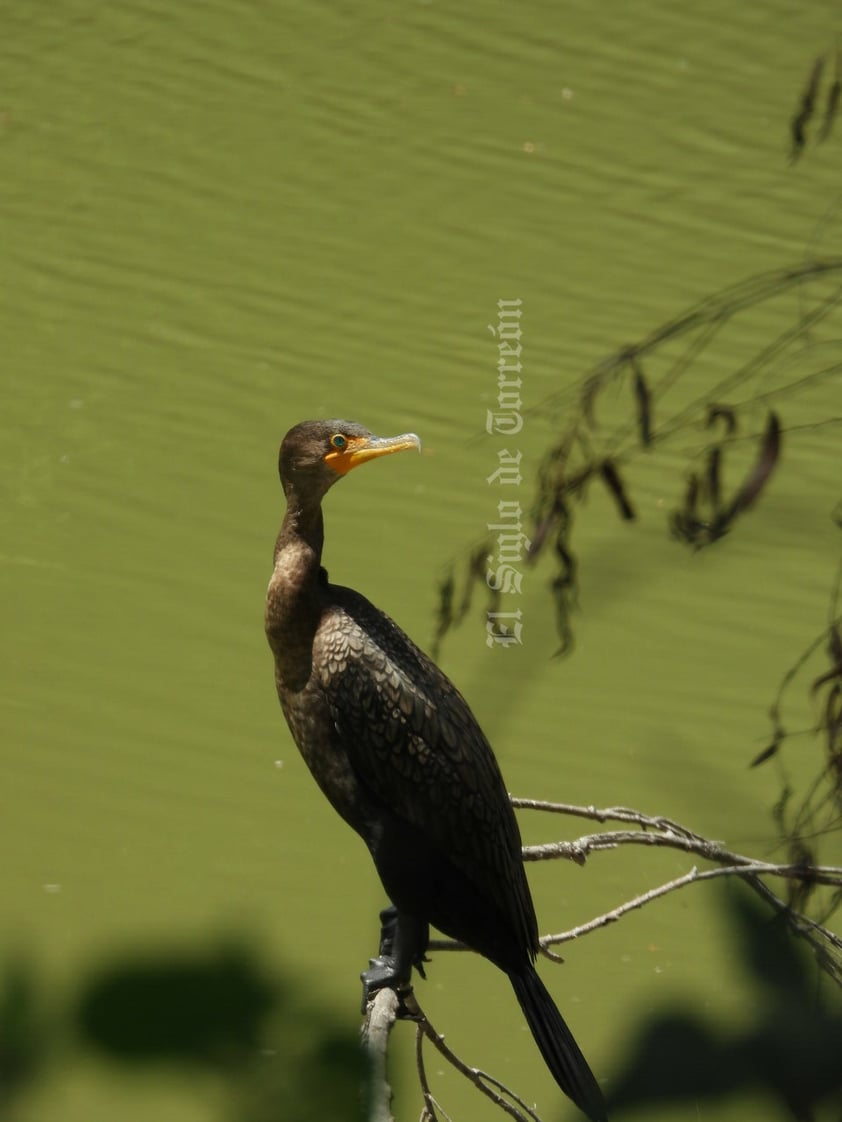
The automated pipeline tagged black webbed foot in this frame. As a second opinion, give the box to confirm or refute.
[360,960,419,1019]
[360,955,410,1012]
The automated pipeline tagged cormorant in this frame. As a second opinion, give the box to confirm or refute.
[265,419,607,1122]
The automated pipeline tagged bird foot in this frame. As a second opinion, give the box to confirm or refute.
[361,954,400,1005]
[360,957,418,1019]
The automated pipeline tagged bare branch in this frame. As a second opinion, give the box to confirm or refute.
[362,987,399,1122]
[425,800,842,981]
[392,797,842,1121]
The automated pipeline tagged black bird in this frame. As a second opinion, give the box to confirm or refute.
[265,420,607,1122]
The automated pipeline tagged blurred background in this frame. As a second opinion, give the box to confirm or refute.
[2,2,841,1120]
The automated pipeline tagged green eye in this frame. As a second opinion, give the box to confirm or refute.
[330,434,347,450]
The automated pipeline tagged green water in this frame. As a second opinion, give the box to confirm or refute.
[2,1,841,1119]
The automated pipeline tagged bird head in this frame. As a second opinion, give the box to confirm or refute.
[278,420,421,501]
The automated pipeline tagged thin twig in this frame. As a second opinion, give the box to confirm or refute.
[414,1011,443,1122]
[524,833,842,887]
[404,991,546,1122]
[510,798,700,838]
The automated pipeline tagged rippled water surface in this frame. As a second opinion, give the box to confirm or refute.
[3,2,841,1119]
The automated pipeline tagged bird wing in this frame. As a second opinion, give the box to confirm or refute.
[315,586,537,953]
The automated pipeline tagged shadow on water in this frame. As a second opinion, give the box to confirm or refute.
[0,957,43,1117]
[3,901,841,1120]
[0,940,368,1122]
[606,887,842,1120]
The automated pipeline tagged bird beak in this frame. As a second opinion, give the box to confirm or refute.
[325,432,422,475]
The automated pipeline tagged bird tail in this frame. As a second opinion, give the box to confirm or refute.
[509,967,607,1122]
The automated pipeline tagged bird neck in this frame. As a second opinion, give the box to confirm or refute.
[275,492,325,564]
[265,494,326,681]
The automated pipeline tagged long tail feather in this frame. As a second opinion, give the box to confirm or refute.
[509,967,607,1121]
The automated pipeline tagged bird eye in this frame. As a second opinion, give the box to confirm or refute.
[330,434,347,450]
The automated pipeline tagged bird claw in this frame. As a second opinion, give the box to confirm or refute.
[360,954,399,1011]
[360,957,418,1019]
